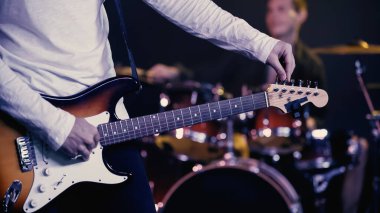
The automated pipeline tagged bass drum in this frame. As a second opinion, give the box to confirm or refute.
[158,158,303,213]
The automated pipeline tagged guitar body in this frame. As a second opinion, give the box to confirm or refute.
[0,76,140,213]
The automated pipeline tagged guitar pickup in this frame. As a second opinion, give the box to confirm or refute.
[15,136,36,172]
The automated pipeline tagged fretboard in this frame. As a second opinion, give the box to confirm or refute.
[98,92,268,146]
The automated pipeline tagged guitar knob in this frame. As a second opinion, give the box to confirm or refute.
[38,184,46,193]
[29,199,38,208]
[43,168,51,176]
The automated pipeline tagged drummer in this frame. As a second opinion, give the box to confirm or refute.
[264,0,327,129]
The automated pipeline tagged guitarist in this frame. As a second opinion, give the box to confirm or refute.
[0,0,295,212]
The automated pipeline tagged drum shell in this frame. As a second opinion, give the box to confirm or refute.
[158,158,303,213]
[248,107,306,156]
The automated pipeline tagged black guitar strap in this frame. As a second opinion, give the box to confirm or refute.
[112,0,141,89]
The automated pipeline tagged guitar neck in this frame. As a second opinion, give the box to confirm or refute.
[98,92,268,146]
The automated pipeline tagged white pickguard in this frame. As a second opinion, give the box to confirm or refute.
[23,112,128,212]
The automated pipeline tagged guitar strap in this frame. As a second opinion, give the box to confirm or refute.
[112,0,142,89]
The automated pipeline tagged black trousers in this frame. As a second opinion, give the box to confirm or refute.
[39,143,156,213]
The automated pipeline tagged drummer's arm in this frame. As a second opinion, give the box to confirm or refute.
[115,63,193,84]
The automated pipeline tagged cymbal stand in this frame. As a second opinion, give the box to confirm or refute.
[223,115,236,161]
[306,166,347,213]
[355,60,380,213]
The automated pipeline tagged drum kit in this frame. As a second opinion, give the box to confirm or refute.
[134,40,380,213]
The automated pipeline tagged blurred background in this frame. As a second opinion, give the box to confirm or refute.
[104,0,380,212]
[106,0,380,141]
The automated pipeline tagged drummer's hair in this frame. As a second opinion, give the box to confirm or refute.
[293,0,307,12]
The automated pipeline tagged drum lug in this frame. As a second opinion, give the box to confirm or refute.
[312,166,346,193]
[2,180,22,213]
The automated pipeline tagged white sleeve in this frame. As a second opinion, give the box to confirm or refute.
[143,0,279,63]
[0,59,75,151]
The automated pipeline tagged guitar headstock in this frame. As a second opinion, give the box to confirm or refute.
[266,80,328,113]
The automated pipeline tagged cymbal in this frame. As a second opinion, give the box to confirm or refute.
[312,40,380,55]
[367,83,380,90]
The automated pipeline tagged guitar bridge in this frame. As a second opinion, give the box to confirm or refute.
[15,136,36,172]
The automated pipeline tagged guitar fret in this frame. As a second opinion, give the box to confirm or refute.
[207,103,212,120]
[251,94,256,110]
[103,123,110,138]
[141,116,148,136]
[181,108,192,126]
[99,124,105,138]
[241,96,253,112]
[190,106,202,124]
[230,98,242,115]
[198,104,210,122]
[121,120,127,133]
[151,114,160,134]
[126,119,135,138]
[166,111,176,130]
[130,118,139,138]
[143,116,149,135]
[239,97,244,113]
[109,123,116,136]
[217,101,223,118]
[209,102,221,120]
[115,121,122,139]
[138,117,147,137]
[157,113,168,132]
[228,100,233,115]
[179,109,185,126]
[198,105,203,123]
[171,110,177,129]
[173,109,184,128]
[219,100,230,118]
[163,112,169,130]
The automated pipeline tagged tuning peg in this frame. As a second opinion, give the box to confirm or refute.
[298,80,303,87]
[297,80,304,94]
[281,80,288,92]
[290,79,295,94]
[273,77,280,92]
[306,80,311,88]
[306,80,312,95]
[314,81,319,96]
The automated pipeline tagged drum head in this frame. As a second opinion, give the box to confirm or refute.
[159,158,302,213]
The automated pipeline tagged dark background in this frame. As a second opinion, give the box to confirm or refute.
[105,0,380,141]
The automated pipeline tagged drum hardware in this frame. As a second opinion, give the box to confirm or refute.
[355,60,380,213]
[303,166,347,213]
[224,115,236,160]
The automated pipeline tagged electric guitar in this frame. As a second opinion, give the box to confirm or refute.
[0,76,328,213]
